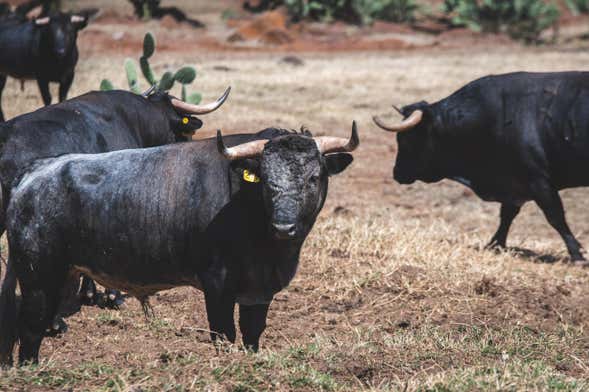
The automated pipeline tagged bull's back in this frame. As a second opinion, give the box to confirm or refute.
[0,93,156,189]
[9,143,228,288]
[443,72,589,185]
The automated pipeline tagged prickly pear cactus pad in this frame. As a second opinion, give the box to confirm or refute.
[98,32,202,101]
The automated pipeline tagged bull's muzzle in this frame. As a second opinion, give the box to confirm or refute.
[271,222,297,240]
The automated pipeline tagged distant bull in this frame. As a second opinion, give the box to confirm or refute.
[0,123,358,365]
[374,71,589,264]
[0,11,93,121]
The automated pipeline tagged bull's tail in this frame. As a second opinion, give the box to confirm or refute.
[0,259,18,366]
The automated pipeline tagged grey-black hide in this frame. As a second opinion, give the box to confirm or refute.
[0,125,357,365]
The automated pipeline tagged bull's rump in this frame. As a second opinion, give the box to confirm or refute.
[8,142,224,295]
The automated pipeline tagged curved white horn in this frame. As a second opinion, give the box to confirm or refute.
[217,130,268,161]
[314,121,360,154]
[373,110,423,133]
[35,17,50,25]
[171,87,231,115]
[71,15,86,23]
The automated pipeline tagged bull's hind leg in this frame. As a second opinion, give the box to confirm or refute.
[48,271,83,336]
[0,75,6,122]
[531,181,585,263]
[17,284,61,364]
[486,203,522,249]
[0,74,7,121]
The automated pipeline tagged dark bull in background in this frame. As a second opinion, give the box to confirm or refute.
[374,71,589,264]
[0,8,96,121]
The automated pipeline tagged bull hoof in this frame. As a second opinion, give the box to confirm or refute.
[99,290,124,309]
[46,317,68,336]
[571,258,589,267]
[485,240,506,251]
[80,289,96,306]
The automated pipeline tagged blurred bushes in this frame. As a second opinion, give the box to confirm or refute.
[566,0,589,15]
[442,0,560,43]
[243,0,419,25]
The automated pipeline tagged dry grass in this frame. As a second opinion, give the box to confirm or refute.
[2,4,589,389]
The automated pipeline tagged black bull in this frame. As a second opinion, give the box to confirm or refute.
[374,71,589,263]
[0,86,230,326]
[0,124,358,365]
[0,11,94,121]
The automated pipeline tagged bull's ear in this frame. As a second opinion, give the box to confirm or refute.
[177,116,202,132]
[230,159,261,183]
[325,153,353,176]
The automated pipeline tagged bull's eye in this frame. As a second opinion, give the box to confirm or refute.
[182,117,189,125]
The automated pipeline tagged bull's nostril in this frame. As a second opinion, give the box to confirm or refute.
[272,223,296,239]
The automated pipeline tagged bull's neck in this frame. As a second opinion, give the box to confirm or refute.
[434,104,494,182]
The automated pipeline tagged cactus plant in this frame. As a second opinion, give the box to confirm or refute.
[143,31,155,58]
[124,58,141,94]
[100,79,114,91]
[99,33,201,104]
[158,71,175,91]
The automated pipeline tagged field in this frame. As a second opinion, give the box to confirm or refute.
[2,1,589,391]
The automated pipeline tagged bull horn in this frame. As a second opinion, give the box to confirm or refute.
[35,17,50,25]
[142,84,157,97]
[171,86,231,115]
[373,110,422,133]
[314,121,359,155]
[71,15,86,23]
[217,130,268,161]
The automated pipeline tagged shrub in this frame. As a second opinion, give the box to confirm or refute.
[244,0,418,25]
[100,33,201,104]
[443,0,560,43]
[566,0,589,15]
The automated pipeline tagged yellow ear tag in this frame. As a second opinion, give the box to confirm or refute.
[243,169,260,183]
[182,117,189,125]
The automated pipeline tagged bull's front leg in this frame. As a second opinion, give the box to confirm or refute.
[204,289,236,345]
[239,302,271,352]
[36,79,52,106]
[486,202,522,249]
[58,73,74,102]
[531,181,585,263]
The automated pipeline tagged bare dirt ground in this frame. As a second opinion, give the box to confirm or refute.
[2,1,589,391]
